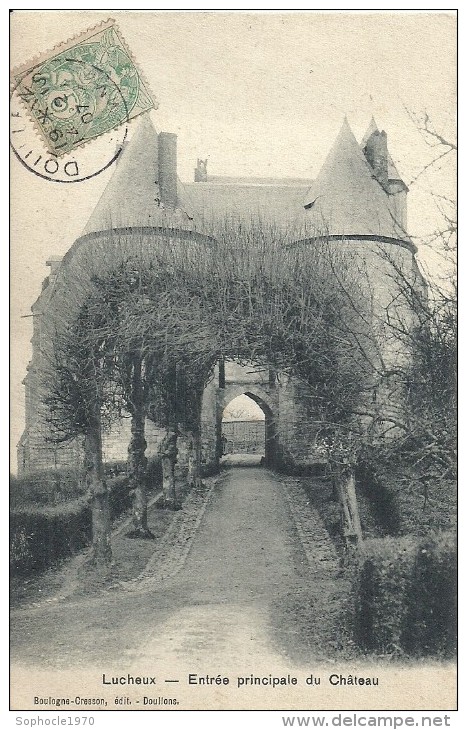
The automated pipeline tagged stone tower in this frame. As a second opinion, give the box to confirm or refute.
[18,116,421,475]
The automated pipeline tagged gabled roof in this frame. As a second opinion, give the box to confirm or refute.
[83,116,192,236]
[303,118,409,239]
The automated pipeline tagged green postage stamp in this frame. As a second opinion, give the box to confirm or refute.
[11,18,155,156]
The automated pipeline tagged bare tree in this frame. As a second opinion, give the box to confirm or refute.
[347,110,457,531]
[44,302,115,566]
[41,218,382,561]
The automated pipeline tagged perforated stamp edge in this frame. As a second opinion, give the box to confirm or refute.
[10,18,158,157]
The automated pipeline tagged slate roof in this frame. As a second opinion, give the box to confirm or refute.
[83,116,193,236]
[302,118,409,240]
[81,115,408,242]
[360,116,379,147]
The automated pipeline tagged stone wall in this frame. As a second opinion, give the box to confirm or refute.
[101,418,165,463]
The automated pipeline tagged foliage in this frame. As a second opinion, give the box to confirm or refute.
[402,531,457,656]
[44,302,115,442]
[10,468,86,509]
[145,454,163,490]
[10,500,92,576]
[41,223,375,474]
[37,210,456,550]
[353,531,456,657]
[10,462,129,510]
[347,111,457,531]
[357,456,456,538]
[352,205,457,534]
[103,460,128,478]
[10,474,132,577]
[355,461,401,536]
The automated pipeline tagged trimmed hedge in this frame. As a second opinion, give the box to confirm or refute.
[10,461,128,511]
[10,469,86,510]
[403,531,457,656]
[354,531,456,657]
[356,459,456,538]
[10,454,165,577]
[354,536,417,653]
[10,500,92,576]
[10,475,131,577]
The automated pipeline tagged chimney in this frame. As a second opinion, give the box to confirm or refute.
[46,256,62,276]
[194,158,208,182]
[363,130,388,188]
[158,132,178,208]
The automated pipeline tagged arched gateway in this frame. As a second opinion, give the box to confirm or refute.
[206,375,279,469]
[18,115,421,477]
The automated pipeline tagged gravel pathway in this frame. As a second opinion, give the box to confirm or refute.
[11,467,352,671]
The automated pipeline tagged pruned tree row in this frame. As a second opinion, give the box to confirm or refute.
[38,211,455,565]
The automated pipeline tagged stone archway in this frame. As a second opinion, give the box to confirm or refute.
[218,385,278,467]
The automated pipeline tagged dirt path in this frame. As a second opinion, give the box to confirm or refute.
[10,468,353,673]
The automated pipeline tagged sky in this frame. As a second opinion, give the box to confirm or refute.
[223,395,265,423]
[10,10,457,470]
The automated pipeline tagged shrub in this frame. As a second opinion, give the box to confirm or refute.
[201,461,219,478]
[10,474,131,577]
[403,531,457,657]
[10,500,92,576]
[353,531,456,658]
[145,455,162,491]
[107,475,132,519]
[356,457,456,538]
[104,460,127,478]
[356,461,401,536]
[354,536,417,654]
[10,468,86,510]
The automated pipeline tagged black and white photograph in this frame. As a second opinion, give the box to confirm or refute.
[9,10,457,714]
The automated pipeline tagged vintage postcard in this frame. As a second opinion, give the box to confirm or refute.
[10,10,457,716]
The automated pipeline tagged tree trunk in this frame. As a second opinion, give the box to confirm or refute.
[335,463,363,548]
[84,418,111,567]
[126,355,154,538]
[187,433,196,487]
[161,429,179,509]
[215,407,223,467]
[190,389,204,486]
[187,429,202,488]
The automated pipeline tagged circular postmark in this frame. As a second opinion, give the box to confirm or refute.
[10,59,129,183]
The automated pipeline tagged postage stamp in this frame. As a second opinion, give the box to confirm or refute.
[11,18,156,156]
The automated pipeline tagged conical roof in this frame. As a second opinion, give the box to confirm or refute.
[82,116,192,236]
[360,116,379,147]
[303,118,408,239]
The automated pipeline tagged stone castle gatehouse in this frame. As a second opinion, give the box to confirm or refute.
[18,115,420,476]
